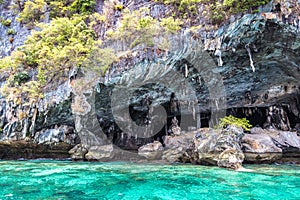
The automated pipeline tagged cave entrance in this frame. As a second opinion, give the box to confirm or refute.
[226,107,267,128]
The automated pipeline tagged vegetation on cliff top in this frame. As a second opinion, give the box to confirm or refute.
[156,0,271,24]
[107,7,182,49]
[0,0,272,103]
[17,0,97,25]
[0,0,183,103]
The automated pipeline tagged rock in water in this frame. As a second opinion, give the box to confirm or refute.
[242,128,283,163]
[217,148,245,169]
[194,126,245,169]
[162,127,245,169]
[85,144,115,161]
[242,127,300,163]
[138,141,164,160]
[69,144,89,160]
[162,148,184,163]
[162,131,196,163]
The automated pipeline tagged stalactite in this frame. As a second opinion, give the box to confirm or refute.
[192,102,195,120]
[245,44,255,72]
[214,49,223,67]
[185,64,188,77]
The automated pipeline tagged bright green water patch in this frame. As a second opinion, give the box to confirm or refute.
[0,161,299,199]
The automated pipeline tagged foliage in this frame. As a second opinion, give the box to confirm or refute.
[1,18,12,26]
[0,50,26,72]
[156,0,270,24]
[84,47,118,76]
[115,4,123,11]
[107,8,182,49]
[17,0,97,25]
[157,0,201,14]
[48,0,73,18]
[70,0,96,15]
[222,0,269,14]
[218,115,252,131]
[21,16,99,84]
[17,0,47,25]
[0,14,116,102]
[107,8,159,48]
[210,0,270,24]
[160,17,183,34]
[13,71,30,86]
[7,28,16,35]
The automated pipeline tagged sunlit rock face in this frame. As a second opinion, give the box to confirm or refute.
[0,0,31,57]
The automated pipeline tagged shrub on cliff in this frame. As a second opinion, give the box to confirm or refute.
[156,0,271,24]
[106,7,183,49]
[17,0,97,25]
[70,0,96,15]
[218,115,252,131]
[22,16,98,83]
[17,0,47,25]
[0,14,116,102]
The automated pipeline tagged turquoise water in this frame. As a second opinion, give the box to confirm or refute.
[0,161,299,200]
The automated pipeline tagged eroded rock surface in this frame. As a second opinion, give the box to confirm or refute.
[194,127,245,169]
[138,141,164,160]
[0,141,72,160]
[85,144,115,161]
[162,131,195,163]
[161,127,245,169]
[242,127,300,163]
[34,125,80,145]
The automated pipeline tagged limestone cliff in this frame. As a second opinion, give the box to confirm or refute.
[0,0,300,163]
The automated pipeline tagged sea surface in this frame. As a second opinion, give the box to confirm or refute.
[0,160,299,199]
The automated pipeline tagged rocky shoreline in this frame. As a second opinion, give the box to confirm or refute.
[0,0,300,172]
[0,141,73,160]
[2,126,300,170]
[138,126,300,168]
